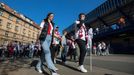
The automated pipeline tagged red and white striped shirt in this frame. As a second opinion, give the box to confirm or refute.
[52,29,61,44]
[75,21,88,41]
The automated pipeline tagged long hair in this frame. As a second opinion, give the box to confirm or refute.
[44,13,54,25]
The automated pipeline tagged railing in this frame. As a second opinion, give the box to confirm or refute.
[93,22,134,38]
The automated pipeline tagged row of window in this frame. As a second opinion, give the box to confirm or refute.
[4,31,36,39]
[0,19,37,38]
[4,22,20,32]
[0,10,38,32]
[0,18,38,36]
[4,31,17,38]
[4,31,36,41]
[22,29,36,37]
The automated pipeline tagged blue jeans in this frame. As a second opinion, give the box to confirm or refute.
[36,35,57,71]
[29,49,34,58]
[61,45,68,62]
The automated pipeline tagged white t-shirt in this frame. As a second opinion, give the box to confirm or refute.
[40,21,45,28]
[88,28,93,39]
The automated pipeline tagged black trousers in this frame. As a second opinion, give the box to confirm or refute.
[51,44,59,63]
[70,48,77,61]
[0,49,2,57]
[76,39,87,65]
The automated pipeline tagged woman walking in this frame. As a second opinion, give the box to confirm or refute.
[36,13,59,75]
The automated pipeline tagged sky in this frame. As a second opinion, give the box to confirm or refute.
[1,0,106,33]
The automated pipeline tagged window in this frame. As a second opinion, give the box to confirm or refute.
[22,36,24,40]
[0,10,3,16]
[108,0,112,10]
[8,15,14,20]
[0,19,2,26]
[36,34,38,37]
[13,33,16,38]
[15,26,19,31]
[28,31,31,36]
[23,29,26,34]
[5,31,8,37]
[25,23,29,28]
[23,23,26,26]
[34,34,37,38]
[7,22,11,29]
[33,32,35,37]
[30,26,32,29]
[27,24,30,28]
[33,27,35,30]
[16,18,20,24]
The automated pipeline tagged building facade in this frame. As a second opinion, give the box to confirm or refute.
[0,2,41,45]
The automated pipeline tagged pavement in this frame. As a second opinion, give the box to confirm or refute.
[0,54,134,75]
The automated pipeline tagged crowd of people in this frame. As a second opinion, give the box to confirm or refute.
[0,41,41,60]
[92,41,110,56]
[0,12,111,75]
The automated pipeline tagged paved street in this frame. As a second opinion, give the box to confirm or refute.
[0,0,134,75]
[0,54,134,75]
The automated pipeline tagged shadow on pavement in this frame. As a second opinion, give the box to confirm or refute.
[0,58,30,75]
[56,60,81,73]
[30,60,38,67]
[30,60,49,75]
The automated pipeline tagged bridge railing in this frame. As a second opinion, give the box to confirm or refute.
[93,20,134,38]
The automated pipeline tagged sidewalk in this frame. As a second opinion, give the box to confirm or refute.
[7,59,133,75]
[0,55,134,75]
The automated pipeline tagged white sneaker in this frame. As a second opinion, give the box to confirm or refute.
[54,59,56,64]
[55,67,59,71]
[52,72,60,75]
[36,69,43,73]
[78,65,87,73]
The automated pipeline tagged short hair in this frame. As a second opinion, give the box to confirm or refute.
[63,31,67,34]
[79,13,85,19]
